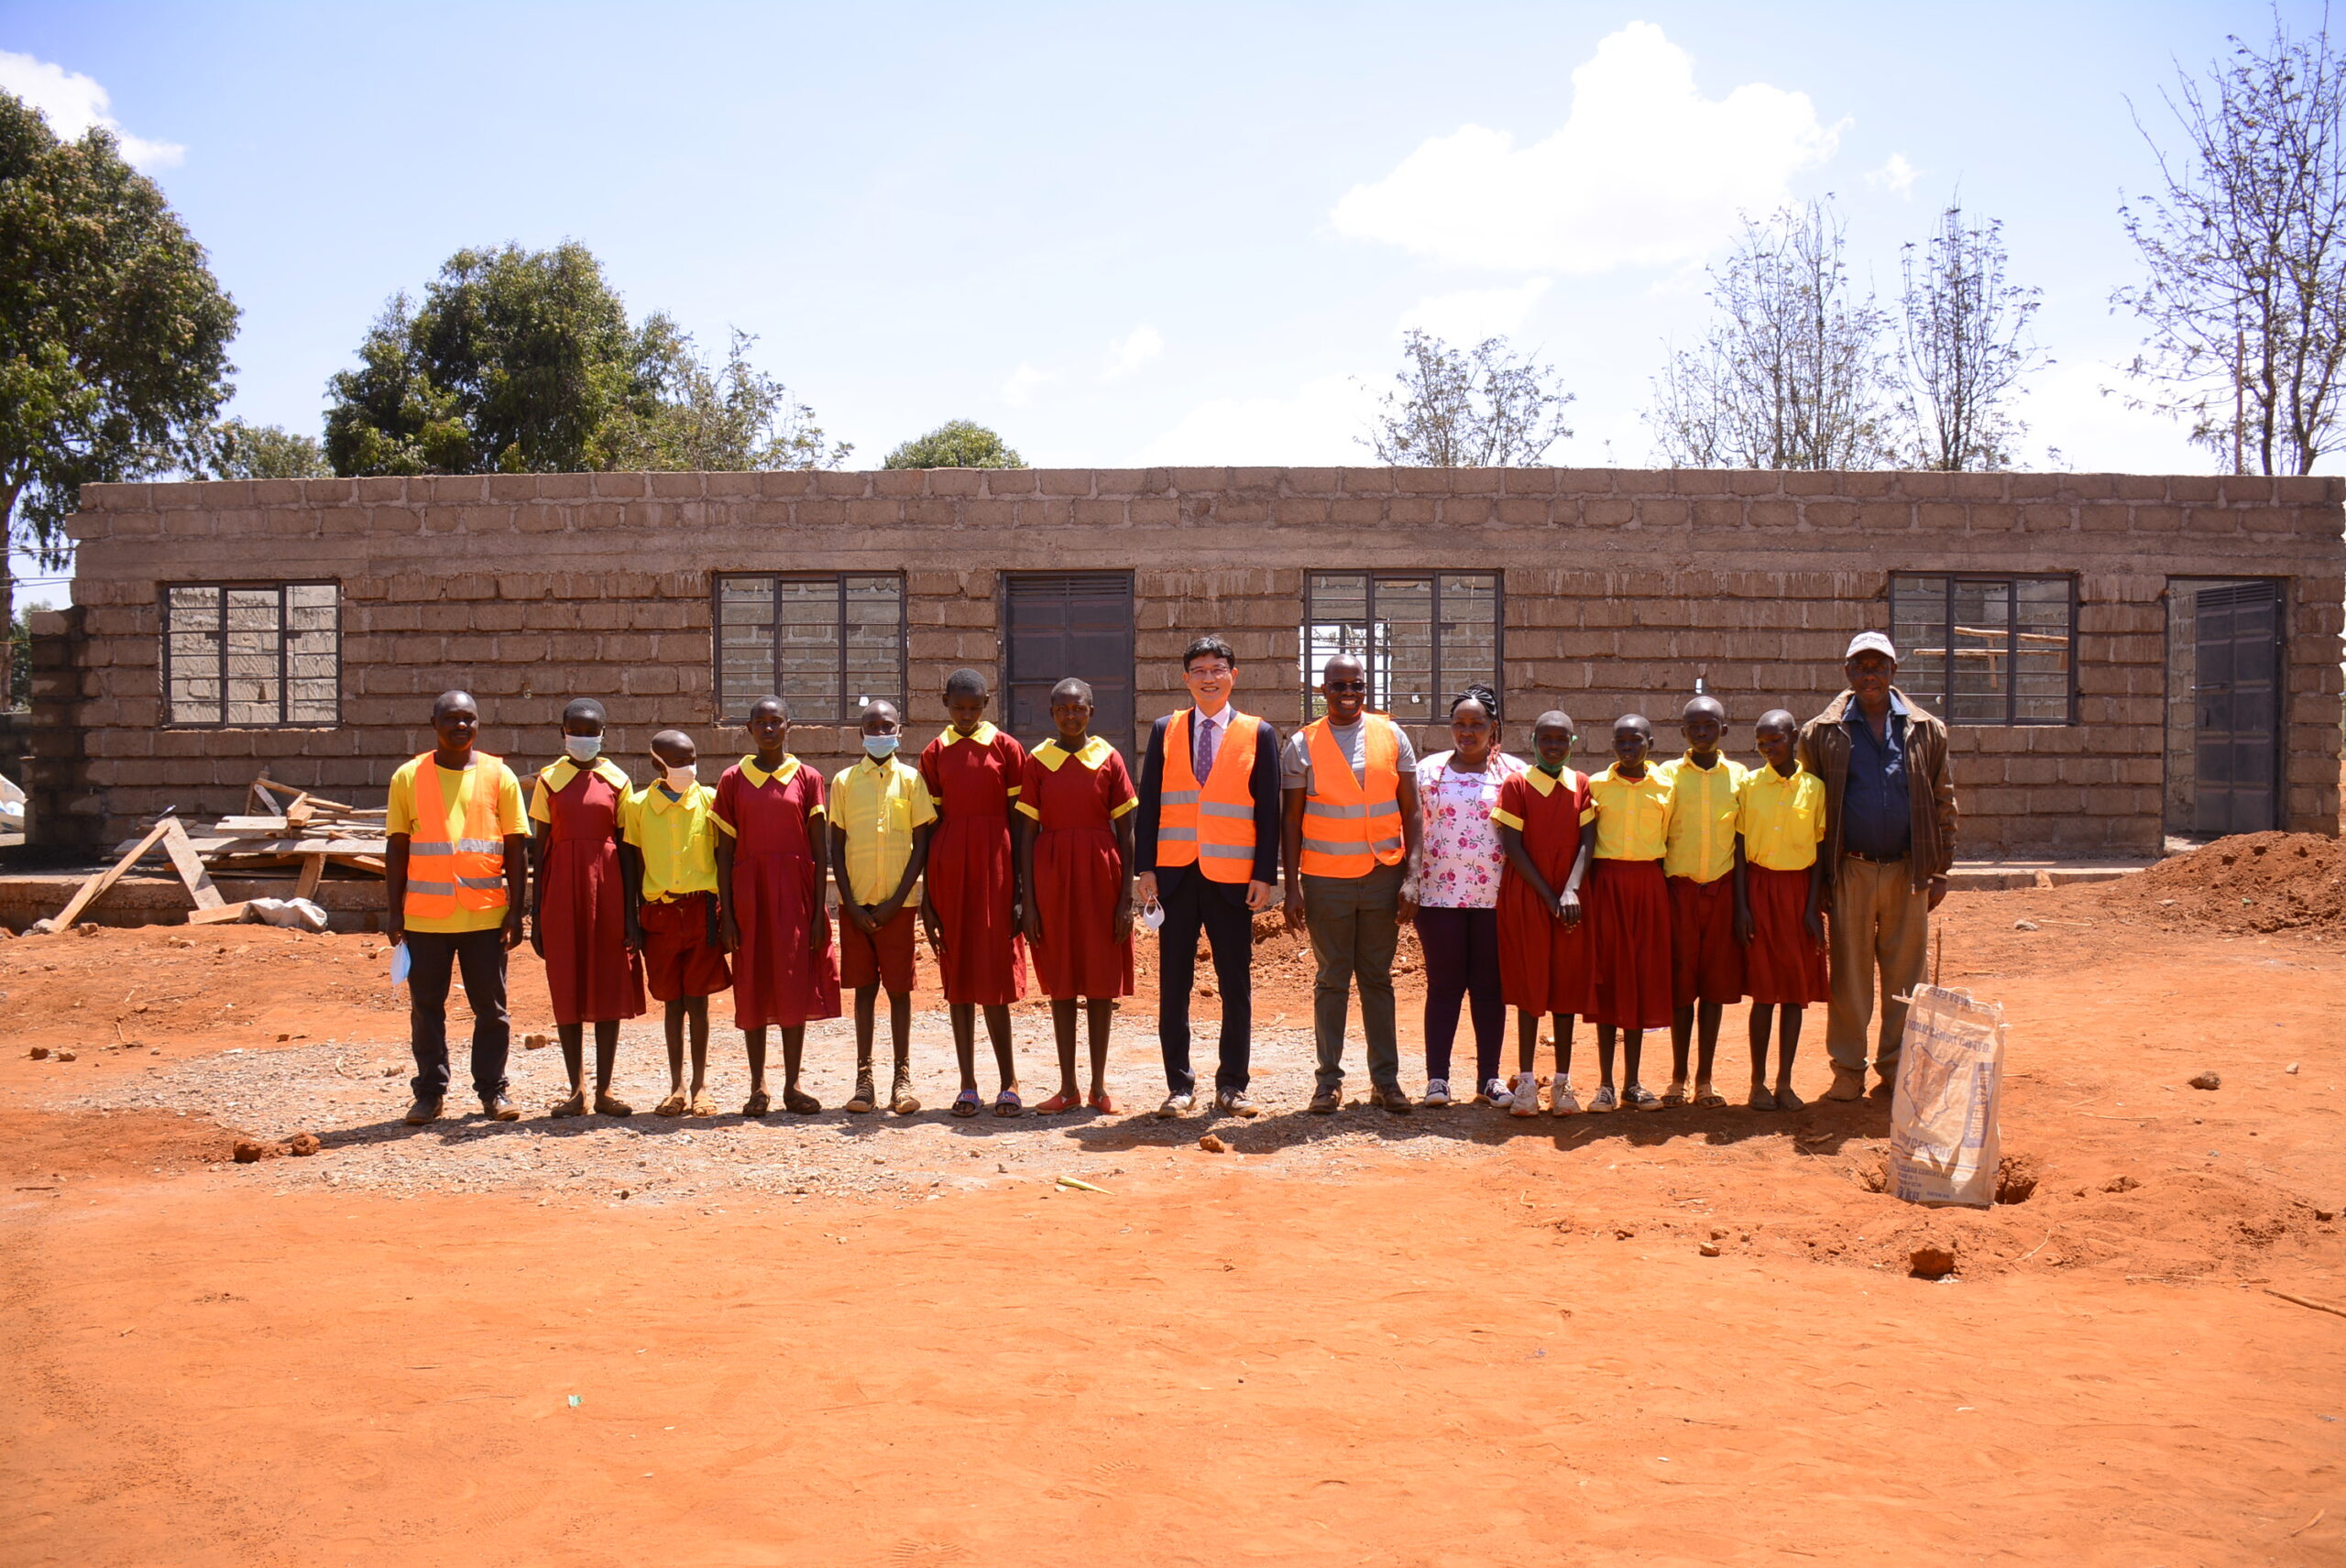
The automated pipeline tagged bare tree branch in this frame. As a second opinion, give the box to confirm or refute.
[1898,204,2048,470]
[1358,331,1574,466]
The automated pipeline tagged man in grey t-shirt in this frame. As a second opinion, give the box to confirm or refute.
[1281,652,1423,1115]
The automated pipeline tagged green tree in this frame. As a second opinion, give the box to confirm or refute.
[326,244,848,476]
[0,90,238,704]
[212,418,331,479]
[882,419,1025,469]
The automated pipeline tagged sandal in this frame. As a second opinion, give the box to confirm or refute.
[950,1088,982,1118]
[993,1089,1023,1118]
[783,1087,822,1115]
[1694,1085,1728,1109]
[550,1089,587,1118]
[1036,1089,1082,1114]
[653,1091,689,1117]
[1775,1084,1807,1111]
[1749,1083,1781,1112]
[740,1088,772,1118]
[1089,1089,1116,1114]
[690,1090,717,1117]
[1660,1082,1690,1108]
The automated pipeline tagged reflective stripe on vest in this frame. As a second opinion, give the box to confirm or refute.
[1297,715,1405,878]
[403,752,510,921]
[1154,708,1260,883]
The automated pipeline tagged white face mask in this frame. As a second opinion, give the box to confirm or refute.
[663,763,696,792]
[1139,897,1166,933]
[564,735,603,762]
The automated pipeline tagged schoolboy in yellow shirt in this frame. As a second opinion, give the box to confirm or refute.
[622,729,732,1118]
[1584,715,1674,1113]
[829,699,937,1116]
[1655,696,1749,1109]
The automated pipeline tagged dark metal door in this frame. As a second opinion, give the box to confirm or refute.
[1003,573,1136,753]
[2192,581,2283,835]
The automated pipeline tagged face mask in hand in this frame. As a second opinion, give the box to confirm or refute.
[1139,897,1166,933]
[564,735,603,762]
[862,733,902,759]
[663,763,696,792]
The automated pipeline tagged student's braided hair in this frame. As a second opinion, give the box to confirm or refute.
[1449,683,1501,720]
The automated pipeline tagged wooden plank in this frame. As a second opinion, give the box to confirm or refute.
[334,854,387,875]
[285,795,314,831]
[158,817,226,909]
[114,834,389,857]
[294,853,324,900]
[50,819,175,927]
[185,901,253,927]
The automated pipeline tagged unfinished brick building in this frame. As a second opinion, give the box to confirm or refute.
[25,466,2344,861]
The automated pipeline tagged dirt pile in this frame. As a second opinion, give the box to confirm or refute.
[2088,832,2346,935]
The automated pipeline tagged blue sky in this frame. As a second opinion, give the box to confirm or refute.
[1,0,2322,558]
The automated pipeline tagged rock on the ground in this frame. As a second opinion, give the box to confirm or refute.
[1995,1152,2042,1205]
[286,1132,321,1157]
[1698,1242,1722,1256]
[232,1139,284,1164]
[1910,1242,1958,1279]
[2188,1071,2222,1091]
[1198,1134,1228,1154]
[27,1047,48,1059]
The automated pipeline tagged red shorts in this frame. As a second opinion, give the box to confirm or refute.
[839,905,917,993]
[639,892,732,1002]
[1668,873,1746,1006]
[1743,864,1828,1006]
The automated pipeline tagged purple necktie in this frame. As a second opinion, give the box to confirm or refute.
[1195,714,1218,781]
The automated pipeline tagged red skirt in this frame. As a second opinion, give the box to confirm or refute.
[1668,874,1746,1006]
[1588,858,1672,1030]
[1032,825,1134,1001]
[729,850,841,1029]
[840,906,918,994]
[1744,864,1828,1006]
[539,839,645,1025]
[1497,871,1591,1015]
[639,893,731,1003]
[926,812,1027,1005]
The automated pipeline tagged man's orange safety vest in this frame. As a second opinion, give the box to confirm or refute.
[402,752,511,921]
[1297,715,1406,878]
[1155,707,1260,883]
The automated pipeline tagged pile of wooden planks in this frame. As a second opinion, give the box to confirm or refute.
[75,772,392,925]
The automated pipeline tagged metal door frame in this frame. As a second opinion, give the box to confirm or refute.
[2161,575,2287,838]
[997,570,1139,754]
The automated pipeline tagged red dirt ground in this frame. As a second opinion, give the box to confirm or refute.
[1,859,2342,1566]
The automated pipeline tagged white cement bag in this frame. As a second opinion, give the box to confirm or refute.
[1888,983,2006,1209]
[247,896,329,932]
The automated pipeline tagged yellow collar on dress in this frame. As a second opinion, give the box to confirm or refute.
[1035,736,1112,772]
[1520,765,1576,797]
[940,721,998,747]
[539,756,631,795]
[740,754,802,787]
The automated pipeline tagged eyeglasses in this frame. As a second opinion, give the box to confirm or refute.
[1185,664,1232,679]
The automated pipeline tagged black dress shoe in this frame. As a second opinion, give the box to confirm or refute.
[402,1097,444,1125]
[481,1093,519,1121]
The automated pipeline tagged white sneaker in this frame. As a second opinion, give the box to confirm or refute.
[1508,1071,1540,1118]
[1484,1077,1512,1108]
[1156,1092,1195,1119]
[1550,1081,1582,1116]
[1589,1084,1618,1113]
[1421,1079,1453,1108]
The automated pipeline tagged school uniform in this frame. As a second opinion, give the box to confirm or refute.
[1655,753,1749,1009]
[529,756,646,1026]
[1016,737,1137,1002]
[1492,762,1595,1020]
[620,778,732,1002]
[1738,764,1830,1007]
[388,751,527,1106]
[712,755,841,1030]
[828,753,937,994]
[917,723,1030,1006]
[1585,763,1675,1031]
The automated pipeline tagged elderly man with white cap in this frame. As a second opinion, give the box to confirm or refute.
[1795,630,1958,1102]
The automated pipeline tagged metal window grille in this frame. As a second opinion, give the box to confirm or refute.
[1888,572,2077,727]
[161,582,340,727]
[712,572,906,724]
[1301,572,1502,723]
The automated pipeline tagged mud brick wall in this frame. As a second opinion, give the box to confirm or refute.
[31,466,2345,860]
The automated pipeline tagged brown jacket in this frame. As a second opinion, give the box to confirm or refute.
[1796,687,1957,891]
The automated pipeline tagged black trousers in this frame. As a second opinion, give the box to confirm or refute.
[1156,872,1255,1095]
[405,927,512,1104]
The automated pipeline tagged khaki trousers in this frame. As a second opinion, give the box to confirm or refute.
[1302,863,1405,1094]
[1825,858,1929,1075]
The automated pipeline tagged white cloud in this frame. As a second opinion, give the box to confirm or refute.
[2013,359,2202,474]
[1001,361,1053,407]
[1135,374,1376,466]
[1102,323,1164,380]
[1330,22,1836,273]
[0,50,184,170]
[1396,278,1552,344]
[1867,152,1922,199]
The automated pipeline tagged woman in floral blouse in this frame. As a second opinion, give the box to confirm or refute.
[1408,684,1527,1108]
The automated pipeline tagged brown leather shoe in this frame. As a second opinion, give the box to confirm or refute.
[595,1091,634,1117]
[480,1094,519,1122]
[1824,1067,1866,1102]
[1308,1087,1342,1113]
[1375,1085,1414,1115]
[402,1097,443,1125]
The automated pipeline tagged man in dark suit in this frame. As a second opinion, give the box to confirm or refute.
[1134,635,1283,1118]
